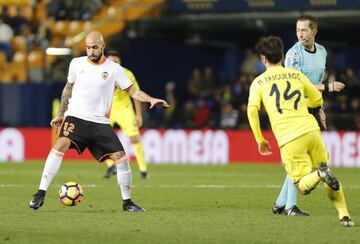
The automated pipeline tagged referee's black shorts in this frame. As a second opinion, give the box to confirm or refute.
[58,116,124,162]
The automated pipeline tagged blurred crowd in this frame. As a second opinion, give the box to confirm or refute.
[0,1,106,58]
[0,0,106,83]
[145,50,360,131]
[1,2,359,130]
[46,0,106,21]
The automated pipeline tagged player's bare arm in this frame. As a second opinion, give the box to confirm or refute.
[127,85,169,108]
[58,82,74,116]
[50,82,74,127]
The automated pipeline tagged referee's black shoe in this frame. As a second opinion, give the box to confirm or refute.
[272,204,285,215]
[284,205,310,216]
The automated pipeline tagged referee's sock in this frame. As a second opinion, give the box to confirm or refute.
[275,175,289,207]
[285,176,298,209]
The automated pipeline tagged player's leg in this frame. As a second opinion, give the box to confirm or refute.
[280,135,312,216]
[29,137,70,210]
[295,170,321,194]
[103,118,117,178]
[309,130,354,227]
[273,174,308,216]
[129,135,147,179]
[118,107,148,179]
[90,123,145,212]
[110,152,132,201]
[323,183,353,227]
[103,158,117,178]
[285,176,297,210]
[109,152,144,212]
[280,132,321,195]
[284,175,309,216]
[272,175,288,214]
[29,116,89,210]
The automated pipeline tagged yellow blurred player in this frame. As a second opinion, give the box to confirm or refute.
[247,36,353,227]
[104,50,148,179]
[52,98,60,146]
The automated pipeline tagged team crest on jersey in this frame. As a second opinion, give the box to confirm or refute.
[102,72,109,80]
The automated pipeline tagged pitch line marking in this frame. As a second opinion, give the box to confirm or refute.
[1,184,360,189]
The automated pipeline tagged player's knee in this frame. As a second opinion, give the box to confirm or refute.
[116,159,130,172]
[299,190,312,195]
[110,151,131,172]
[295,183,312,195]
[130,136,140,144]
[53,137,71,152]
[110,151,129,165]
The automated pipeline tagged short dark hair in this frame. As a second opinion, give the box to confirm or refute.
[255,36,284,64]
[297,15,318,30]
[106,50,120,57]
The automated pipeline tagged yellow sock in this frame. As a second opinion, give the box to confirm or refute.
[298,170,321,193]
[133,142,147,172]
[324,182,351,219]
[104,158,114,167]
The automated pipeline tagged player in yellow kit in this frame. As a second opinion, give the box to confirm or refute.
[247,36,353,227]
[104,50,148,179]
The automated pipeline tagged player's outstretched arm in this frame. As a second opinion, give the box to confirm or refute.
[50,81,74,127]
[127,85,169,109]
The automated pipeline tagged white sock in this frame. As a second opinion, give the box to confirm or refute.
[39,149,63,191]
[116,161,132,200]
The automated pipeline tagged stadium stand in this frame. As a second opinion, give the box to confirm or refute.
[0,0,164,83]
[0,0,359,130]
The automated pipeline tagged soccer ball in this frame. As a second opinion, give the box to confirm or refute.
[58,182,84,206]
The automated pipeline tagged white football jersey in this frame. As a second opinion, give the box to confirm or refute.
[64,56,132,124]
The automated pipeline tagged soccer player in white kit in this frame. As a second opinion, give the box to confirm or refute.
[29,31,169,212]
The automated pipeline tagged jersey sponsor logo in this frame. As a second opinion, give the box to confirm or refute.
[102,72,109,80]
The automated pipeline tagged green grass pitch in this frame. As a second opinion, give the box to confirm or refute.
[0,161,359,244]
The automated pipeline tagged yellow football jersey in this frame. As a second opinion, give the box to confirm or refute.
[112,67,140,110]
[248,66,323,147]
